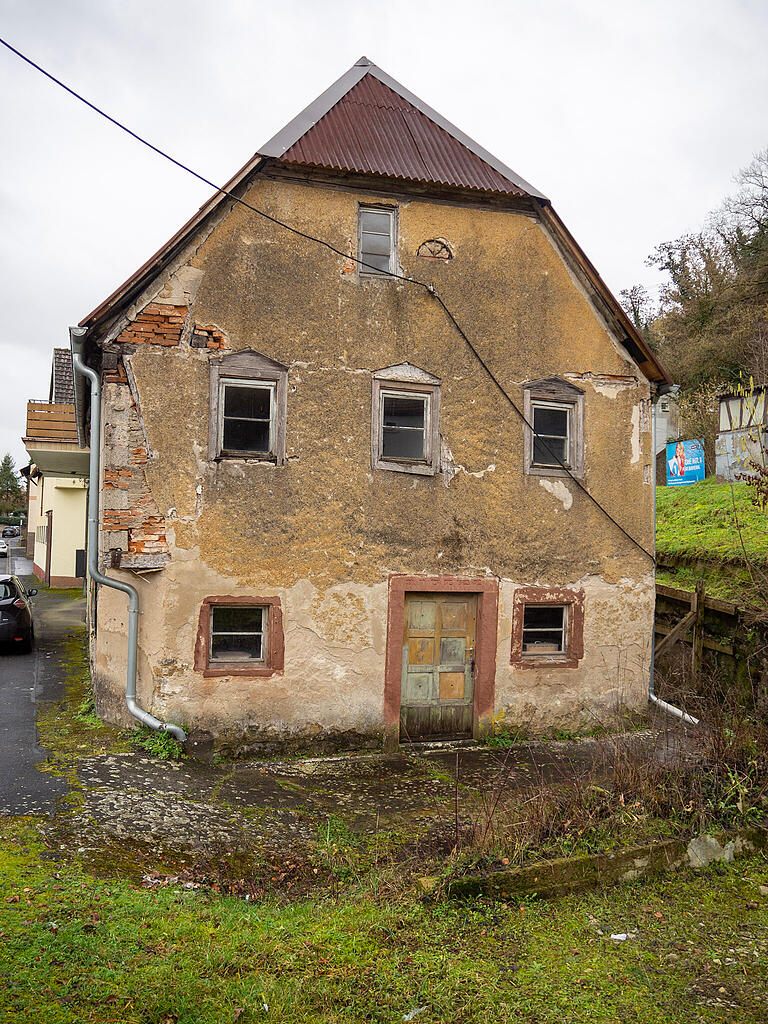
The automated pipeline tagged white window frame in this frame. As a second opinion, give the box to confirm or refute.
[218,378,277,459]
[358,205,396,277]
[530,400,572,470]
[379,388,431,463]
[209,349,289,465]
[521,604,568,658]
[371,366,441,476]
[523,378,585,479]
[209,604,268,665]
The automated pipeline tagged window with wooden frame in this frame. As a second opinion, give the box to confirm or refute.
[358,205,396,276]
[209,349,288,463]
[510,586,584,669]
[523,377,584,478]
[371,363,441,475]
[195,596,285,678]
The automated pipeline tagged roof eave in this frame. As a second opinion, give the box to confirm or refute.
[538,203,671,386]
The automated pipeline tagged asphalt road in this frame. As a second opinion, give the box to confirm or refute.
[0,536,82,815]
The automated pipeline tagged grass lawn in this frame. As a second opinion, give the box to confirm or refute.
[656,478,768,563]
[2,818,767,1024]
[656,478,768,603]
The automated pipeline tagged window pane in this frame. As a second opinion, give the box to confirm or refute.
[523,605,564,630]
[361,231,392,256]
[212,606,263,633]
[533,436,567,466]
[211,632,263,661]
[360,210,392,233]
[383,396,425,429]
[382,427,425,460]
[360,252,391,274]
[223,418,271,452]
[224,385,271,420]
[533,406,568,437]
[522,630,563,652]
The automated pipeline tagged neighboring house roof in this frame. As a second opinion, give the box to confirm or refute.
[49,348,75,404]
[78,57,669,384]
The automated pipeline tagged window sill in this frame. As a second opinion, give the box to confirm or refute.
[214,454,281,466]
[516,653,579,670]
[374,459,437,477]
[203,664,280,678]
[525,464,579,479]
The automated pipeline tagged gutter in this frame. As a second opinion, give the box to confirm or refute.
[650,383,699,727]
[70,326,186,743]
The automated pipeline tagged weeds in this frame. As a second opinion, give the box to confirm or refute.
[128,725,184,761]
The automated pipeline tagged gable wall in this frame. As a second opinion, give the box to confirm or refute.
[92,176,655,749]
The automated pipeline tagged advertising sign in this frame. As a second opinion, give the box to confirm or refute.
[666,439,706,486]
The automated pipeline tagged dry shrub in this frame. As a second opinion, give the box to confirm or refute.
[464,676,768,865]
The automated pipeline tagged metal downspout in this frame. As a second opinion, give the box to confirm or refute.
[70,327,186,743]
[649,386,699,727]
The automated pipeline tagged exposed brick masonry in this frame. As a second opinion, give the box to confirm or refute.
[119,303,188,346]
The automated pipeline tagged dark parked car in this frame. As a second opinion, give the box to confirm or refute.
[0,575,37,652]
[1,526,19,538]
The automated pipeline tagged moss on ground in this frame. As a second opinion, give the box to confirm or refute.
[35,628,131,774]
[2,816,768,1023]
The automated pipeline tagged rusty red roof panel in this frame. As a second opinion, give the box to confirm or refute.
[280,75,528,196]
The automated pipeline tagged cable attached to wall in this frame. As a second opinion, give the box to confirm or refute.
[0,35,655,563]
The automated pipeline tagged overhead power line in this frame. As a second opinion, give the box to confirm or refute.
[0,35,655,562]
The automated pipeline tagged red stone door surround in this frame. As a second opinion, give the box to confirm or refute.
[384,574,499,747]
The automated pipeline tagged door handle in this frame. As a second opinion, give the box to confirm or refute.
[467,643,475,674]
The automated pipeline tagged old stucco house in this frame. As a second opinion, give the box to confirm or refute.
[72,58,669,752]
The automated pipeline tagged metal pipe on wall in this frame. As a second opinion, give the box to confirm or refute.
[70,326,186,743]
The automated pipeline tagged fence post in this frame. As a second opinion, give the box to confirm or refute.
[692,579,706,688]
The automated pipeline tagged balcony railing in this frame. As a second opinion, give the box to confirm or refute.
[24,401,78,443]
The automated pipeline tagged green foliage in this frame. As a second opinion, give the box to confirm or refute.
[128,725,184,761]
[0,453,22,516]
[656,477,768,562]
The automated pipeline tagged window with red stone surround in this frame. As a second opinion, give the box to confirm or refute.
[194,596,285,678]
[510,586,584,669]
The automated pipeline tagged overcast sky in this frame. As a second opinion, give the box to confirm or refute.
[1,0,766,470]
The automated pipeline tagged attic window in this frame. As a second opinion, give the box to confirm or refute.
[358,206,395,275]
[523,378,585,479]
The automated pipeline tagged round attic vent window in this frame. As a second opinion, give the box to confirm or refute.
[417,239,453,260]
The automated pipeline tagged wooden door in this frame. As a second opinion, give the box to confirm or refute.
[400,593,476,740]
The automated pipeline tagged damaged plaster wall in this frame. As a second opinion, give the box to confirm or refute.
[91,174,655,747]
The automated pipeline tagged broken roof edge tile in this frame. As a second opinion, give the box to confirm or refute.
[258,57,548,202]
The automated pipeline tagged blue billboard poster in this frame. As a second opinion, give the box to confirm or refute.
[666,439,706,486]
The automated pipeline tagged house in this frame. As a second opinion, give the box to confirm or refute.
[653,390,681,485]
[23,349,88,587]
[71,57,669,752]
[715,385,767,482]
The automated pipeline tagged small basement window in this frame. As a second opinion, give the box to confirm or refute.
[219,379,275,458]
[358,206,395,275]
[531,402,570,468]
[522,605,566,655]
[210,605,266,664]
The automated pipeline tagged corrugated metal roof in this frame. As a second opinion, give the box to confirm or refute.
[278,73,529,196]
